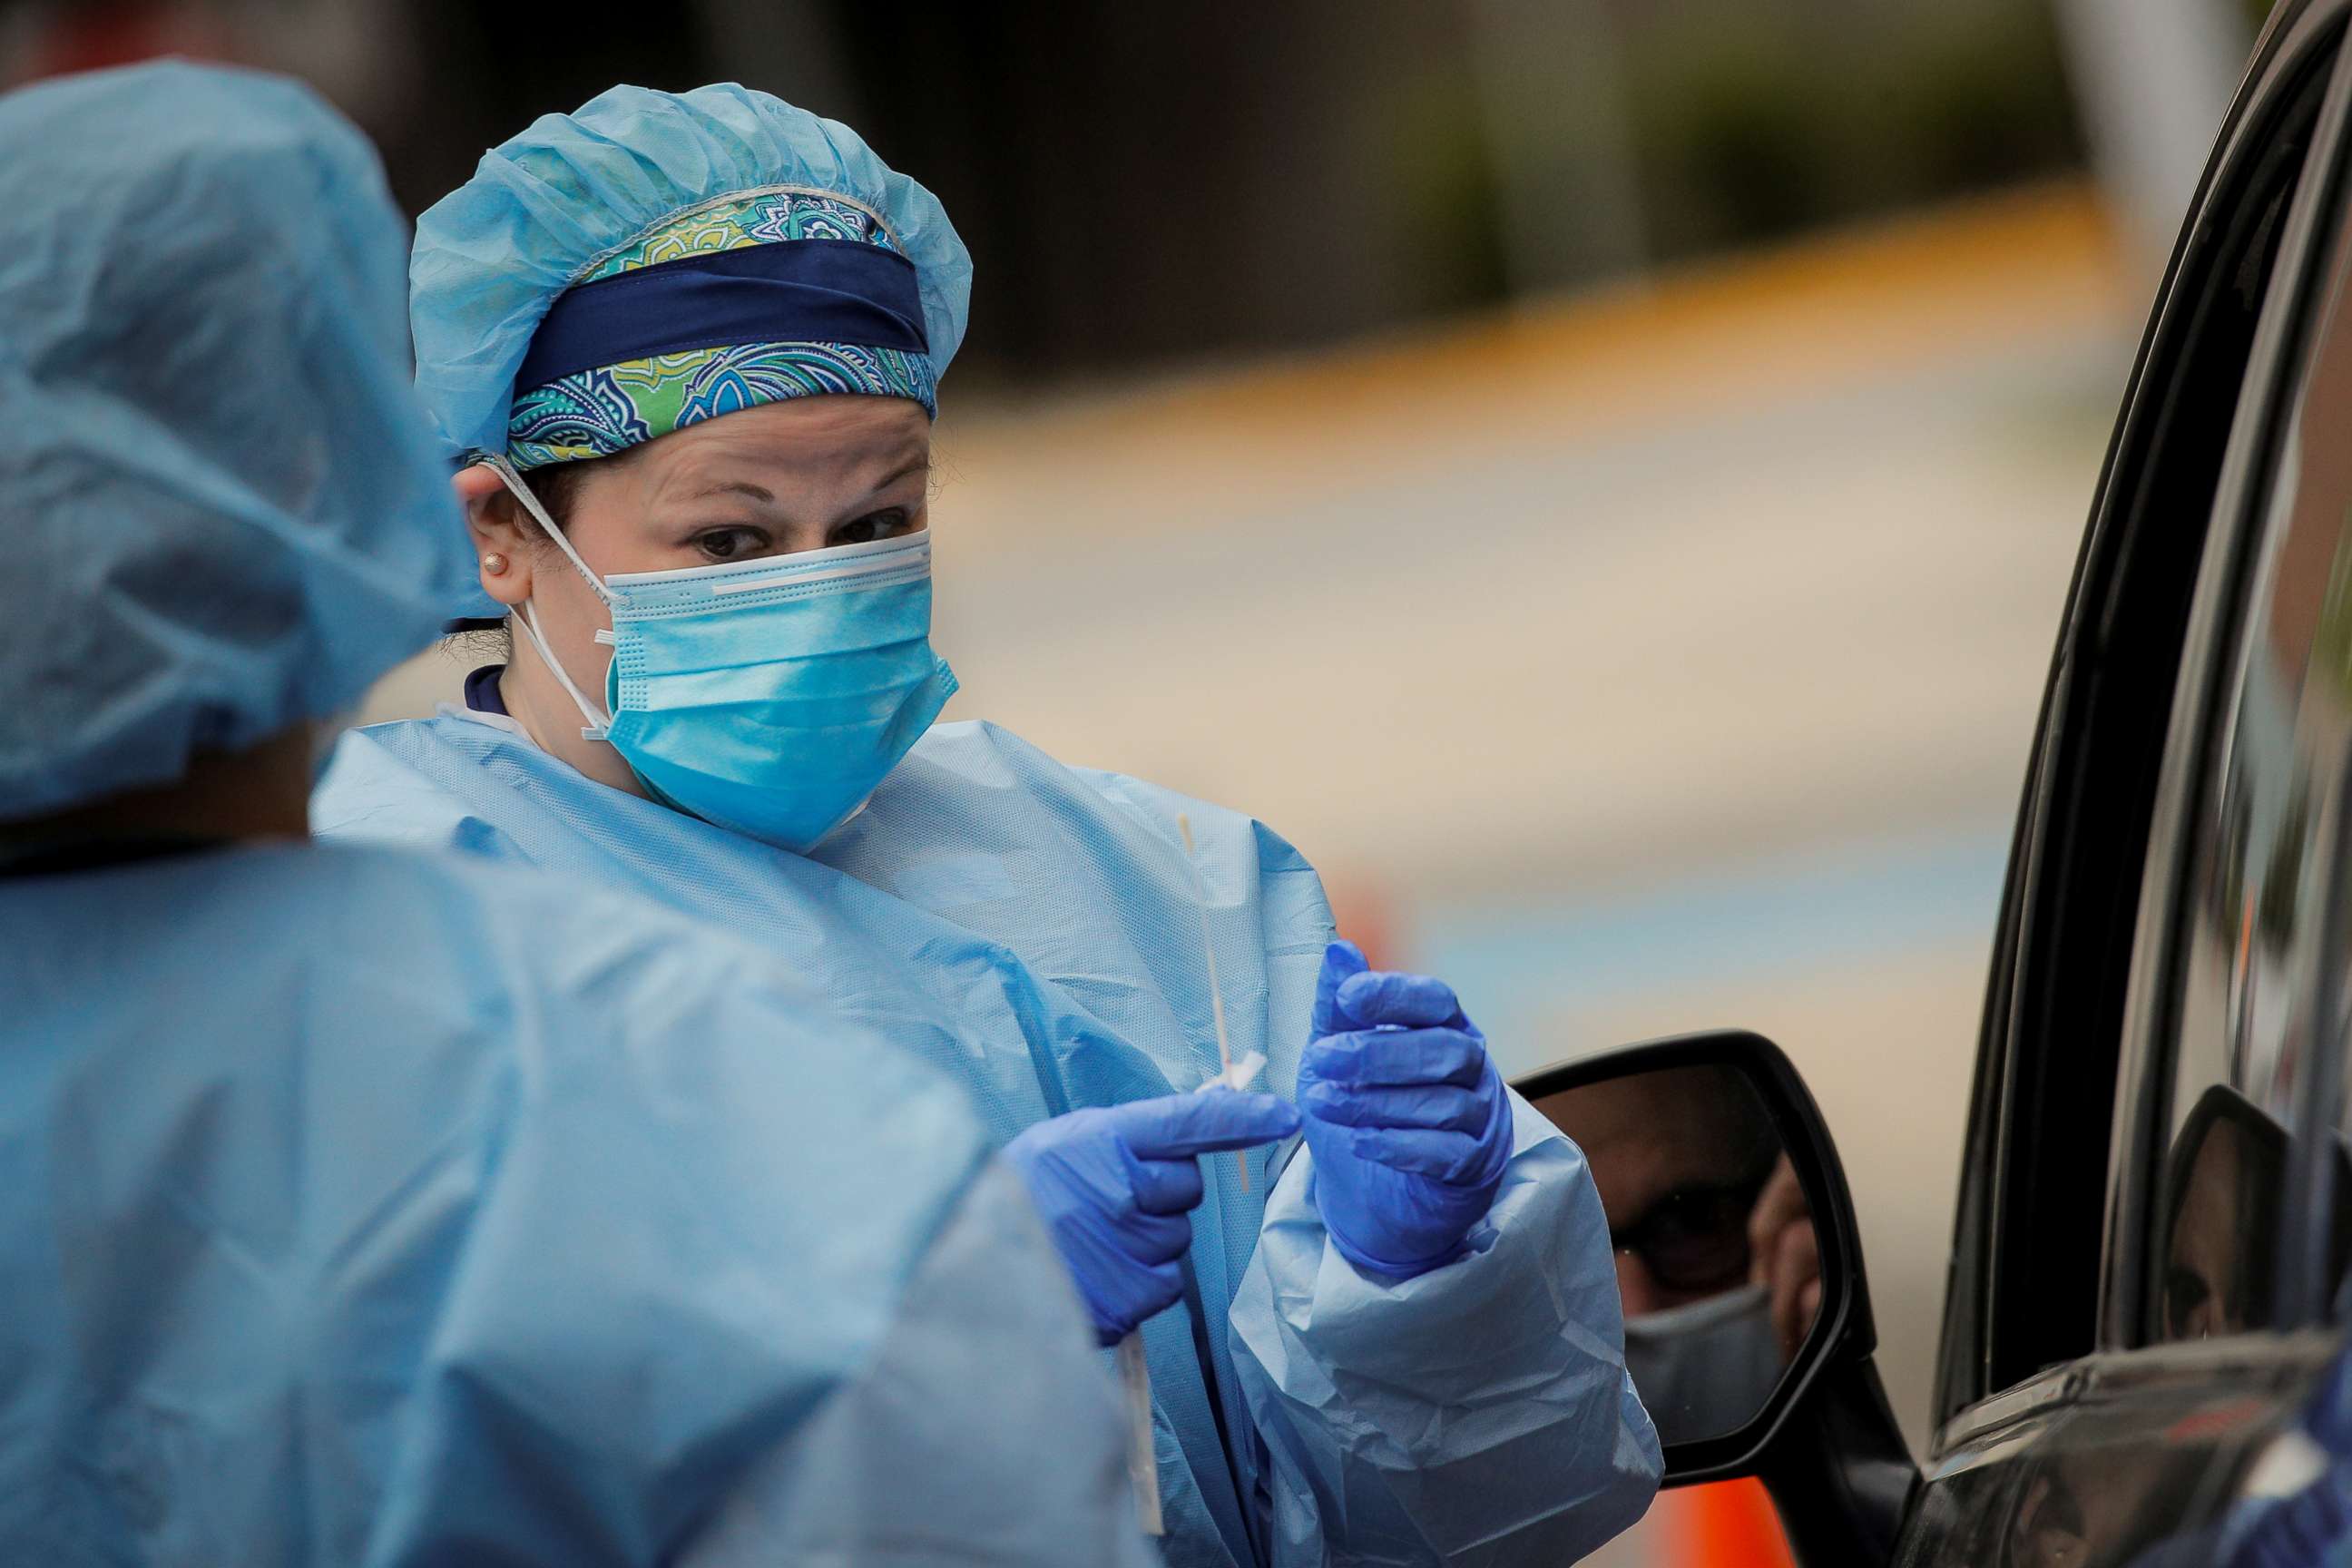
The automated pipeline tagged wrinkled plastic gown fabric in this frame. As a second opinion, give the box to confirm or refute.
[1235,1102,1659,1565]
[316,716,1662,1565]
[0,841,1152,1567]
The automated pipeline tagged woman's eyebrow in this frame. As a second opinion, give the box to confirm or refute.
[867,454,930,491]
[689,479,777,504]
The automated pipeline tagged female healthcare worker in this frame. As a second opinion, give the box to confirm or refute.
[0,63,1161,1567]
[315,83,1661,1566]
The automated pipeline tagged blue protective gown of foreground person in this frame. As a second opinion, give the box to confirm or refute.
[317,715,1661,1566]
[0,840,1153,1568]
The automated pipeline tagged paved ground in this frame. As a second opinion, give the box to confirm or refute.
[362,181,2141,1543]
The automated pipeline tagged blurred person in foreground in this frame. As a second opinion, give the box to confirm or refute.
[0,62,1157,1567]
[314,83,1660,1566]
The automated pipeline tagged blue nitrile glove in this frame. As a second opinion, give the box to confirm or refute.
[1298,940,1514,1280]
[1005,1092,1301,1344]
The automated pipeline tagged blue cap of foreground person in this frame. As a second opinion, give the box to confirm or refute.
[0,61,472,819]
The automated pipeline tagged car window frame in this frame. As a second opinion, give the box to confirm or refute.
[2099,29,2352,1353]
[1933,0,2352,1431]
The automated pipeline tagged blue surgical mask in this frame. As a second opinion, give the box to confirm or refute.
[492,457,957,853]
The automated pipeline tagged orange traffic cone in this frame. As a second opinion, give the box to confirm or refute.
[1654,1478,1795,1566]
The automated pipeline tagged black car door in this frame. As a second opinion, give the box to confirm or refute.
[1897,4,2352,1563]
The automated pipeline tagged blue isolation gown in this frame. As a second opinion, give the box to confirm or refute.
[316,714,1661,1566]
[0,839,1152,1567]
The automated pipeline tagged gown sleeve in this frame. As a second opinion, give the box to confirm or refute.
[1227,1083,1661,1565]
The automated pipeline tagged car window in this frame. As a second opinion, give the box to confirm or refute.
[2126,76,2352,1348]
[1955,25,2344,1411]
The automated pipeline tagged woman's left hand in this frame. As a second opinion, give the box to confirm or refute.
[1297,941,1514,1280]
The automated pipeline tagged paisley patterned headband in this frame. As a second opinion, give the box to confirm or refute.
[505,189,939,471]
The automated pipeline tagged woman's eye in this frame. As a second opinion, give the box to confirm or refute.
[834,509,908,546]
[693,527,768,563]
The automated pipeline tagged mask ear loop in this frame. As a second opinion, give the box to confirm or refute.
[481,454,616,742]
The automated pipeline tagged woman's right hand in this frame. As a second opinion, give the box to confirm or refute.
[1004,1093,1300,1343]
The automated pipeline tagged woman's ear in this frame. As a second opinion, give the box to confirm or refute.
[453,464,534,608]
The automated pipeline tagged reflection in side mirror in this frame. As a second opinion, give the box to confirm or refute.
[2155,1084,2288,1343]
[1517,1033,1916,1568]
[1527,1063,1820,1447]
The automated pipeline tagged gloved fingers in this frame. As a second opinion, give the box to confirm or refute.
[1348,1126,1489,1183]
[1139,1257,1187,1319]
[1333,969,1468,1030]
[1124,1146,1208,1216]
[1310,939,1371,1037]
[1094,1257,1188,1347]
[1301,1080,1493,1132]
[1128,1208,1195,1266]
[1110,1090,1299,1159]
[1303,1026,1485,1088]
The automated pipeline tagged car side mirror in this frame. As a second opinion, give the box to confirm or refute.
[2152,1083,2292,1343]
[1516,1030,1918,1566]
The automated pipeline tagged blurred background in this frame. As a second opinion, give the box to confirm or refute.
[0,0,2278,1560]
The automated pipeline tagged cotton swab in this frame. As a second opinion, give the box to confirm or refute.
[1116,1333,1163,1535]
[1176,812,1251,1192]
[1112,813,1261,1541]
